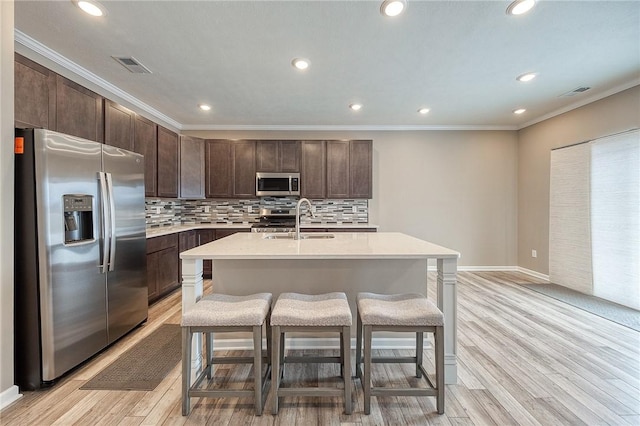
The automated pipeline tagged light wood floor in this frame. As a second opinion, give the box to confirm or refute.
[1,271,639,425]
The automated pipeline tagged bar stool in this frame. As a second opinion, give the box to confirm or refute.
[355,292,444,415]
[270,292,352,415]
[181,293,272,416]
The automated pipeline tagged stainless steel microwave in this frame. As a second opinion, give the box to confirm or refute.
[256,172,300,197]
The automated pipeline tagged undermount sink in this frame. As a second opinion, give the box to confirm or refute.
[262,233,335,240]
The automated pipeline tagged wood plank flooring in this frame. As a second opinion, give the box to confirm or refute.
[1,271,638,425]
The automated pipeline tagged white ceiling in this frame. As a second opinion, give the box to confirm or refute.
[14,0,640,130]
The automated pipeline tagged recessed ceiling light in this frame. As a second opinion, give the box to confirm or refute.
[380,0,406,17]
[73,0,107,17]
[349,103,362,111]
[513,108,526,115]
[516,72,537,82]
[506,0,536,16]
[291,58,310,71]
[418,108,430,115]
[199,104,211,111]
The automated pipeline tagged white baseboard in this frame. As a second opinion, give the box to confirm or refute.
[517,267,550,281]
[458,266,519,272]
[0,385,22,411]
[210,337,428,351]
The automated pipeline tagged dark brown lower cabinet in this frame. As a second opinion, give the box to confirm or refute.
[197,230,215,278]
[147,234,179,304]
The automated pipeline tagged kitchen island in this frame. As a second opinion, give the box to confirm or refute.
[180,232,460,384]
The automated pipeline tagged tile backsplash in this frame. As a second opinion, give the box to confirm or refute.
[145,197,368,228]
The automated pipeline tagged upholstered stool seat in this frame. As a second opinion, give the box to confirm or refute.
[356,292,444,415]
[182,293,272,416]
[270,292,352,415]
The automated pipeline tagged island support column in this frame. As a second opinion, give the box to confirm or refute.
[181,258,204,376]
[437,257,457,384]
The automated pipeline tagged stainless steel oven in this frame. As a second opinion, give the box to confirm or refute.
[251,208,296,233]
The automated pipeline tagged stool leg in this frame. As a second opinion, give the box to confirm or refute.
[363,325,372,415]
[271,325,280,415]
[181,327,192,416]
[340,330,345,378]
[205,332,213,379]
[416,331,424,378]
[342,325,352,415]
[356,311,363,382]
[280,330,286,378]
[435,325,445,414]
[253,325,263,415]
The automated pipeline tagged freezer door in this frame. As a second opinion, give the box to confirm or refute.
[33,129,108,381]
[102,145,148,342]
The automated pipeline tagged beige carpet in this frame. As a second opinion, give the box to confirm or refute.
[81,324,182,391]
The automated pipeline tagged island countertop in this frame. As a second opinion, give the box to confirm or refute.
[180,232,460,260]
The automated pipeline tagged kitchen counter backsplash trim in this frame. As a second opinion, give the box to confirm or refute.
[145,197,369,228]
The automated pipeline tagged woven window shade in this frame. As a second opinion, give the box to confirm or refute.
[549,143,593,294]
[591,130,640,310]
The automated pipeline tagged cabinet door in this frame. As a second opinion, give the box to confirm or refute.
[256,140,300,173]
[349,140,373,199]
[256,140,279,172]
[180,136,205,199]
[157,126,179,198]
[157,246,179,294]
[55,74,104,142]
[327,141,350,198]
[205,140,233,198]
[232,140,256,198]
[14,53,56,129]
[280,141,300,172]
[146,251,159,302]
[301,141,326,198]
[133,115,158,197]
[104,100,135,151]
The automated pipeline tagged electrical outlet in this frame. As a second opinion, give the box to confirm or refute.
[204,205,210,213]
[352,206,357,213]
[531,249,537,258]
[248,205,253,213]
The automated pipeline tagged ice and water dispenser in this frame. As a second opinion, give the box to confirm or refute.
[63,195,94,244]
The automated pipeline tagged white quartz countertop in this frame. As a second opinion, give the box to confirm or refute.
[180,232,459,260]
[146,223,378,238]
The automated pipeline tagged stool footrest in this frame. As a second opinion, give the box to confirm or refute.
[370,356,418,364]
[278,387,346,397]
[190,389,256,398]
[371,387,438,397]
[285,355,342,364]
[209,356,269,365]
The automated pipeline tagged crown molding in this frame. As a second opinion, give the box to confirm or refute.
[181,124,518,132]
[518,78,640,130]
[14,29,182,131]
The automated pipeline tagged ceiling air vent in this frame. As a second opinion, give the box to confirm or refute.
[112,56,152,74]
[559,86,591,97]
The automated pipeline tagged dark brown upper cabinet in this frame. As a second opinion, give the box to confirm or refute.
[205,140,233,198]
[55,75,104,143]
[179,135,205,199]
[349,140,373,198]
[205,140,256,198]
[157,126,179,198]
[301,140,326,199]
[256,140,300,172]
[133,115,158,197]
[14,53,56,130]
[327,140,350,198]
[232,140,257,198]
[104,100,135,151]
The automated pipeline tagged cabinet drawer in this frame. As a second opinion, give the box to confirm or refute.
[147,234,179,253]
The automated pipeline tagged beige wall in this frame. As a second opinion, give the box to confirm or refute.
[1,0,17,407]
[517,85,640,275]
[186,129,519,268]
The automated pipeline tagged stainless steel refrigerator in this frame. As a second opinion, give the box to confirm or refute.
[14,128,148,390]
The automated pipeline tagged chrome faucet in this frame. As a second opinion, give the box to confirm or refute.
[295,198,315,240]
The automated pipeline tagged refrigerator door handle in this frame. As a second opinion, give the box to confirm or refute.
[105,172,117,272]
[98,172,111,274]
